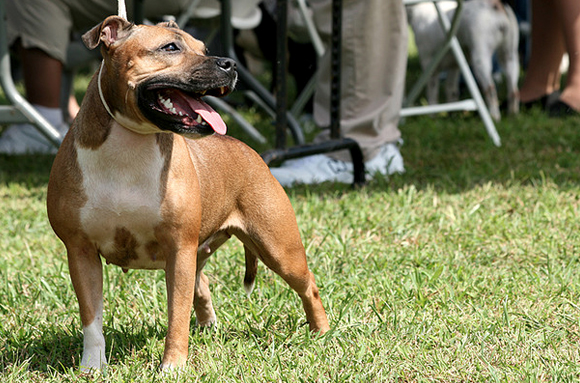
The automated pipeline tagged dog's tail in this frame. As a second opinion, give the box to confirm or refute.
[243,246,258,296]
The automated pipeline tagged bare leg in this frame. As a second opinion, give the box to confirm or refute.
[19,46,63,108]
[0,44,66,155]
[519,0,565,103]
[69,94,81,120]
[556,0,580,111]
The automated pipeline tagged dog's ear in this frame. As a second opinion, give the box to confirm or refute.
[157,20,180,29]
[82,16,134,50]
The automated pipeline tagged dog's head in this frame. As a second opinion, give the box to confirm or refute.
[83,16,237,138]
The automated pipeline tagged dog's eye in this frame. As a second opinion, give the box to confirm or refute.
[161,43,180,52]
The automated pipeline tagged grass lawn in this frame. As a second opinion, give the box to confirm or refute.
[2,57,580,381]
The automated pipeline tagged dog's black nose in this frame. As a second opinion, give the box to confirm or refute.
[216,58,236,74]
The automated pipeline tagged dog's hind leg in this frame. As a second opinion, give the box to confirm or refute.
[470,48,501,121]
[194,271,216,327]
[427,74,441,105]
[194,232,231,327]
[237,230,329,333]
[498,50,520,115]
[497,21,520,114]
[233,198,329,333]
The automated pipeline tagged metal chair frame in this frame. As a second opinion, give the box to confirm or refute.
[402,0,502,147]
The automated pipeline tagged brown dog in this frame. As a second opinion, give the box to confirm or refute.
[47,16,329,372]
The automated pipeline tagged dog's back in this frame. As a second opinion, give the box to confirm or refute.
[407,0,520,119]
[457,0,519,64]
[408,0,518,71]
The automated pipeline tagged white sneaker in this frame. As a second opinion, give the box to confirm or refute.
[270,154,354,186]
[270,141,404,187]
[365,140,405,176]
[0,123,67,155]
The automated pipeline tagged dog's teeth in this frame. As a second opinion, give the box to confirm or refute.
[220,87,225,95]
[158,94,174,110]
[196,115,203,123]
[199,90,207,96]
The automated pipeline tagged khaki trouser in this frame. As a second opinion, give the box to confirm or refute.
[310,0,408,162]
[7,0,190,64]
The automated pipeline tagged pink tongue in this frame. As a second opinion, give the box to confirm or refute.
[188,98,227,135]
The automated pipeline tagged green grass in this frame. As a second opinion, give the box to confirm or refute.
[3,64,580,381]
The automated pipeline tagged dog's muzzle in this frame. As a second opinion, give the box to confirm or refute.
[137,57,237,137]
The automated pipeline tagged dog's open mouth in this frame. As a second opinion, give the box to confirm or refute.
[139,84,232,136]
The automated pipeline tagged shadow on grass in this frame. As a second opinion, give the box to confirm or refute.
[0,154,55,188]
[277,110,580,196]
[1,323,166,374]
[1,329,81,373]
[1,109,579,195]
[1,319,299,376]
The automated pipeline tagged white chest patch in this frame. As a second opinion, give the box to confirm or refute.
[77,125,167,269]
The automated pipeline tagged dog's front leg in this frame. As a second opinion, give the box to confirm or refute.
[161,246,197,369]
[67,243,107,372]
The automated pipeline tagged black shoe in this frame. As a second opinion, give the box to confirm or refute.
[502,92,559,112]
[522,91,560,111]
[521,95,549,110]
[547,99,580,118]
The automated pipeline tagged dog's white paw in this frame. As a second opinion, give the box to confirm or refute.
[80,321,107,373]
[80,353,107,374]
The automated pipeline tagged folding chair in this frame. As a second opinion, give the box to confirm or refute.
[0,0,62,148]
[402,0,502,147]
[261,0,366,186]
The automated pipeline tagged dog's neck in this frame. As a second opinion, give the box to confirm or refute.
[96,60,159,137]
[98,60,121,125]
[97,60,129,127]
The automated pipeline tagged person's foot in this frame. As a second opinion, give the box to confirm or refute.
[270,141,404,186]
[365,141,405,177]
[547,88,580,117]
[0,104,67,154]
[517,91,560,111]
[547,99,580,118]
[0,123,67,155]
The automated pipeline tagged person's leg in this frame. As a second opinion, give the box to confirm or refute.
[555,0,580,111]
[519,0,565,104]
[312,0,406,161]
[270,0,407,186]
[19,46,63,108]
[0,0,70,154]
